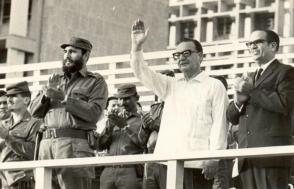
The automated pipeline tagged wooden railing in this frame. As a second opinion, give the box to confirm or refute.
[0,37,293,110]
[1,146,294,189]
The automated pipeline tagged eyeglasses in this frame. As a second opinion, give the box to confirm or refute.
[0,101,7,105]
[245,39,267,48]
[172,50,198,60]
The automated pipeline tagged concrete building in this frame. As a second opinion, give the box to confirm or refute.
[167,0,294,82]
[168,0,293,46]
[0,0,169,78]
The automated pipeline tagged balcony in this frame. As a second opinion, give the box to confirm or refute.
[1,146,294,189]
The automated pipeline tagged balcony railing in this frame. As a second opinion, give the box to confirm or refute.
[1,146,294,189]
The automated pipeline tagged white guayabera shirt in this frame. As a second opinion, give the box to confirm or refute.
[131,51,229,168]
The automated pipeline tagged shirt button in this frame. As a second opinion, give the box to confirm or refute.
[247,131,250,135]
[246,114,249,118]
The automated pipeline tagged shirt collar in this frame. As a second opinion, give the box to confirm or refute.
[259,58,275,72]
[179,71,207,82]
[8,110,31,129]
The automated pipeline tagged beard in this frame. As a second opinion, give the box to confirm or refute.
[62,58,84,74]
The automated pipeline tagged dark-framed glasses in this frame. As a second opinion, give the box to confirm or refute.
[245,39,267,48]
[172,50,198,60]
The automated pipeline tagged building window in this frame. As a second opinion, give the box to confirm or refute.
[0,40,6,64]
[216,17,232,40]
[254,13,274,30]
[180,21,195,40]
[0,48,7,63]
[0,0,11,24]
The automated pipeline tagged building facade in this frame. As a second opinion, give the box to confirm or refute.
[168,0,293,46]
[0,0,169,77]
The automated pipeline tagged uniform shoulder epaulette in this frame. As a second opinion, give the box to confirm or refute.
[87,71,103,79]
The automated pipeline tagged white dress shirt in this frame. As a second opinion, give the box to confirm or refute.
[258,58,276,75]
[131,51,229,168]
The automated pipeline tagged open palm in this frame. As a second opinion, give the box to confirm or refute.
[131,19,149,51]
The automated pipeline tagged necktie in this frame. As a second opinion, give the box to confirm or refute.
[255,68,263,82]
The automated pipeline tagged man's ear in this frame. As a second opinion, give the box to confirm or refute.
[271,42,278,52]
[82,51,90,63]
[24,97,31,106]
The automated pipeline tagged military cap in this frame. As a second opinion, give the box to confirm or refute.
[6,81,30,96]
[116,84,138,98]
[0,90,6,97]
[60,37,92,52]
[160,69,175,77]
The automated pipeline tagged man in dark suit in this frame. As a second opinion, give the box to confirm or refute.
[227,30,294,189]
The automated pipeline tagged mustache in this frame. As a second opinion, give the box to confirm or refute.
[63,58,74,64]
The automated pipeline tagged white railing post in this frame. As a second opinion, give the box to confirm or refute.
[108,62,117,95]
[166,160,184,189]
[35,167,52,189]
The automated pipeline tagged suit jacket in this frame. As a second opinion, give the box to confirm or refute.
[227,59,294,168]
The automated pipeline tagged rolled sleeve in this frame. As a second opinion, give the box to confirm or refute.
[130,50,173,100]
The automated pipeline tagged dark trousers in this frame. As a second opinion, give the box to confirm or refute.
[39,138,94,189]
[213,160,229,189]
[240,159,290,189]
[184,168,213,189]
[100,167,142,189]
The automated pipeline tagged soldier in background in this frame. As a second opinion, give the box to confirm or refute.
[99,84,145,189]
[0,81,41,189]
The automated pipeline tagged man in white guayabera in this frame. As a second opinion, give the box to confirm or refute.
[130,19,229,189]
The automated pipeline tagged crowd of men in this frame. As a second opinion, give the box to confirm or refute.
[0,19,293,189]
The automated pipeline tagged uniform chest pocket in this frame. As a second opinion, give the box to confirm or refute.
[71,88,89,101]
[9,130,29,140]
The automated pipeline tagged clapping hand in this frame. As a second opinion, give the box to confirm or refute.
[45,74,65,101]
[131,19,149,51]
[48,73,61,89]
[108,109,127,128]
[234,76,253,95]
[142,113,154,130]
[45,88,65,101]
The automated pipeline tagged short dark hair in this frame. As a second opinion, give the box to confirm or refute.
[106,96,118,109]
[262,30,280,52]
[81,49,88,55]
[19,92,31,107]
[180,38,203,53]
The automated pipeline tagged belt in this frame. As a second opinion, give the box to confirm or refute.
[42,128,88,139]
